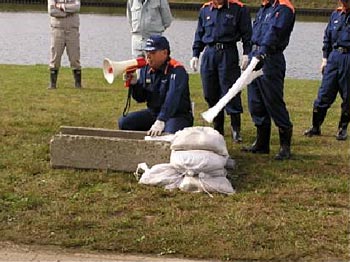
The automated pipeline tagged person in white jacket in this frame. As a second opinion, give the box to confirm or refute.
[127,0,173,58]
[48,0,82,89]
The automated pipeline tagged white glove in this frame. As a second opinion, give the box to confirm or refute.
[190,57,199,72]
[241,55,249,71]
[320,58,327,74]
[122,71,137,85]
[147,120,165,137]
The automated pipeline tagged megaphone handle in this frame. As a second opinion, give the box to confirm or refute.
[124,68,137,88]
[124,78,131,88]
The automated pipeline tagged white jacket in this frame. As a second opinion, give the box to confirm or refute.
[48,0,80,28]
[127,0,173,37]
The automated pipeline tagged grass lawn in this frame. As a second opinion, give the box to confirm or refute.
[0,64,348,261]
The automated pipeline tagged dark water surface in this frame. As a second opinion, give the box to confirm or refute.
[0,12,327,80]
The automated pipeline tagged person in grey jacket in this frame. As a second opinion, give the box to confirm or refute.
[127,0,173,58]
[48,0,82,89]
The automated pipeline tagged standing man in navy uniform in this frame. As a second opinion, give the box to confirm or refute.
[190,0,252,143]
[118,35,193,136]
[304,0,350,141]
[243,0,295,160]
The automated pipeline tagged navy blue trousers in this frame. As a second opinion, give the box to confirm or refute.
[314,50,350,116]
[118,109,193,134]
[200,46,243,114]
[247,52,292,129]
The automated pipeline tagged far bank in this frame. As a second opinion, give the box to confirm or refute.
[0,0,337,17]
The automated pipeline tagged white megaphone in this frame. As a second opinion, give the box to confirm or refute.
[103,57,147,84]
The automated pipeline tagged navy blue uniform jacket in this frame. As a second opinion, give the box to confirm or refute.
[130,58,192,122]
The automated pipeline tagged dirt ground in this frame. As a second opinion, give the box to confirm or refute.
[0,242,216,262]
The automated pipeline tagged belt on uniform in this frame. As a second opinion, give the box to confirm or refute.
[252,44,283,54]
[334,46,350,53]
[207,42,236,50]
[252,44,262,51]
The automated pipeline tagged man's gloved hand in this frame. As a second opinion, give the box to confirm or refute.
[122,71,138,86]
[320,58,327,74]
[254,54,266,71]
[190,57,199,72]
[147,120,165,137]
[241,55,249,71]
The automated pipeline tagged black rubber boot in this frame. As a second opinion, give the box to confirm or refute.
[242,125,270,154]
[304,108,326,137]
[49,69,58,89]
[213,111,225,136]
[275,126,293,160]
[336,113,349,141]
[230,113,242,143]
[73,69,82,88]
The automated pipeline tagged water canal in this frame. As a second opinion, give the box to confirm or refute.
[0,11,328,80]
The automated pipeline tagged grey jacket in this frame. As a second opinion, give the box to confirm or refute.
[127,0,173,37]
[48,0,80,28]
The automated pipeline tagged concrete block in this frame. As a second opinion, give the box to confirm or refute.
[50,126,171,172]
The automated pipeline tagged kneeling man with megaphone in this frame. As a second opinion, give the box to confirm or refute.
[117,35,194,136]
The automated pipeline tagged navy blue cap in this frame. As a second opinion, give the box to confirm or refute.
[144,35,170,52]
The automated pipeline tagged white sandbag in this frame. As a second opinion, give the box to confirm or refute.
[178,175,203,193]
[178,172,235,195]
[198,175,235,194]
[170,150,228,175]
[171,126,228,156]
[138,163,182,186]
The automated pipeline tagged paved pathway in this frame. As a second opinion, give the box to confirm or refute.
[0,242,216,262]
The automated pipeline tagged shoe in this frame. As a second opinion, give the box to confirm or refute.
[275,127,292,161]
[304,127,321,137]
[241,125,270,154]
[73,69,82,88]
[232,129,243,143]
[336,128,347,141]
[49,69,58,89]
[274,145,291,160]
[230,114,242,143]
[241,142,269,154]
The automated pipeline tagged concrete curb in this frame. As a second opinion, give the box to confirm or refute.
[0,242,216,262]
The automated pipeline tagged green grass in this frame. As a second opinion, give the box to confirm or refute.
[0,64,349,261]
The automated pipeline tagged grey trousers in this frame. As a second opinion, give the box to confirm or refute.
[49,26,81,69]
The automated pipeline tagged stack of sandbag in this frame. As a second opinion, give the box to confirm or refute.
[138,126,235,195]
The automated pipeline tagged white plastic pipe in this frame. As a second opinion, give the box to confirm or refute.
[201,57,263,123]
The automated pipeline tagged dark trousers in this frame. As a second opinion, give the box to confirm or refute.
[314,50,350,116]
[247,52,292,129]
[200,46,243,114]
[118,109,193,134]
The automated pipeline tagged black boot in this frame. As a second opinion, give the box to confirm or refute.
[213,111,225,136]
[336,112,349,141]
[73,69,82,88]
[242,125,270,154]
[230,113,242,143]
[49,69,58,89]
[275,126,292,160]
[304,108,326,137]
